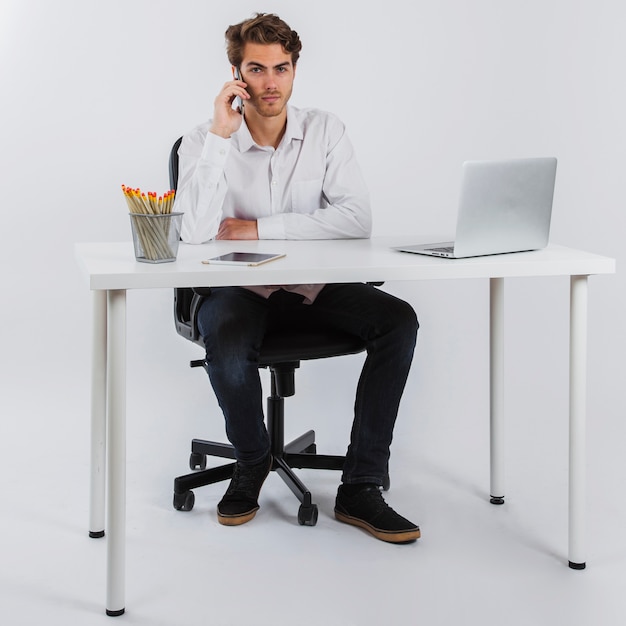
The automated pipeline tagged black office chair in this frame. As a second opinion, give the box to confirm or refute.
[169,137,384,525]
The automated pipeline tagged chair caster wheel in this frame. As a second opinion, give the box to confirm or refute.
[189,452,207,470]
[298,503,318,526]
[173,490,195,511]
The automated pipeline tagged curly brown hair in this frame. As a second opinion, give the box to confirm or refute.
[225,13,302,68]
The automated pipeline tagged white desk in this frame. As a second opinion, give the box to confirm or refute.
[75,238,615,616]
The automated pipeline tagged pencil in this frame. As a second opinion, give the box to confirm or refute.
[122,184,178,260]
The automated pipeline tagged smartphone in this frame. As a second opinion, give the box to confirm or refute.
[233,67,244,113]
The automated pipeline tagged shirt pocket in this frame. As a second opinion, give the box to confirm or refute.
[290,178,324,214]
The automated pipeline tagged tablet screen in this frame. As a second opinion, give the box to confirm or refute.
[202,252,286,266]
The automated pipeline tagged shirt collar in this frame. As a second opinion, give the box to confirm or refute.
[232,104,303,152]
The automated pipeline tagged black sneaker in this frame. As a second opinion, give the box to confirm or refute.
[334,484,421,543]
[217,454,272,526]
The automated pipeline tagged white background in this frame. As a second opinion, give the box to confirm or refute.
[1,1,624,624]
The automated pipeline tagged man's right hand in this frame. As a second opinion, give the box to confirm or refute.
[209,78,249,139]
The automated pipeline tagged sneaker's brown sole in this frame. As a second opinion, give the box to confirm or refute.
[334,510,421,543]
[218,507,260,526]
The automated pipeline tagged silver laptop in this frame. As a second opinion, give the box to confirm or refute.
[395,157,557,258]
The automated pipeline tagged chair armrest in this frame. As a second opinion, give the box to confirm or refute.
[188,291,205,344]
[174,287,206,347]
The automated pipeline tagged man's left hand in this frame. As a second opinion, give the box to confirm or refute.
[216,217,259,240]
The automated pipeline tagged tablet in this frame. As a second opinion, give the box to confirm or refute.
[201,252,286,266]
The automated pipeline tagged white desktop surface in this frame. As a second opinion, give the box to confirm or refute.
[75,239,615,290]
[74,237,615,616]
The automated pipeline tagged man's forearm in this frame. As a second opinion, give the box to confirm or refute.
[217,218,259,240]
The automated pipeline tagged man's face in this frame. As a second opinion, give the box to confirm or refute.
[237,43,295,119]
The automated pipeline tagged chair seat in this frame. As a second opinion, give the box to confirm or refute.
[259,328,366,365]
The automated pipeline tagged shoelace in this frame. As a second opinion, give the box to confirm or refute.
[355,487,392,516]
[227,461,267,497]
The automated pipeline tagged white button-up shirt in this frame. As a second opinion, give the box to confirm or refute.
[173,105,372,302]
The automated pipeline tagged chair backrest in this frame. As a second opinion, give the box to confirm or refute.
[169,137,183,190]
[170,137,203,345]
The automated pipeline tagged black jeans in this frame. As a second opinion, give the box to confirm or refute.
[197,283,418,486]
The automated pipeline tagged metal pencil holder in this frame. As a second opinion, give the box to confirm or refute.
[129,212,183,263]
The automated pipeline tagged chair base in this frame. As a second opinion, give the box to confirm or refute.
[173,429,345,526]
[173,364,388,525]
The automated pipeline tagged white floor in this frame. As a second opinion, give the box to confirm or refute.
[3,401,626,626]
[2,286,626,625]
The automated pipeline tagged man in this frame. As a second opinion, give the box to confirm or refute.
[174,13,420,543]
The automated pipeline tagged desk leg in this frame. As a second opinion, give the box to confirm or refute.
[90,290,107,538]
[106,290,127,615]
[569,276,588,570]
[489,278,505,505]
